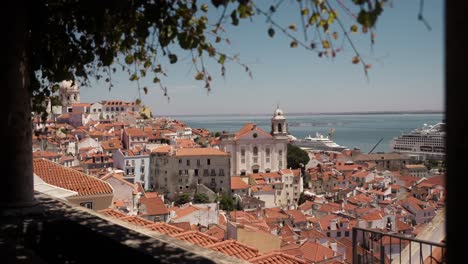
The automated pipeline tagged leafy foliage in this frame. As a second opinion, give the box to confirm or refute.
[174,193,191,206]
[287,143,310,169]
[218,194,234,211]
[193,193,209,204]
[24,0,397,118]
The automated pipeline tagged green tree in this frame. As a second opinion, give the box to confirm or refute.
[1,0,398,208]
[287,143,310,169]
[174,193,191,206]
[193,193,209,204]
[218,194,234,211]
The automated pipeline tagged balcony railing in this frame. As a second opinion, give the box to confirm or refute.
[352,227,446,264]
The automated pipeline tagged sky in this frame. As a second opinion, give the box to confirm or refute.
[79,0,444,116]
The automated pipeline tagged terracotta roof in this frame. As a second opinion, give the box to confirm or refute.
[125,127,147,137]
[146,222,185,235]
[284,210,307,223]
[120,216,154,226]
[204,225,226,241]
[172,205,207,220]
[138,196,169,216]
[151,145,171,153]
[33,158,113,196]
[33,151,61,158]
[231,177,250,190]
[173,231,220,247]
[207,240,260,260]
[361,211,383,221]
[250,251,306,264]
[98,208,128,218]
[175,148,229,157]
[298,200,314,212]
[175,139,199,148]
[235,123,272,139]
[282,241,338,263]
[169,222,193,231]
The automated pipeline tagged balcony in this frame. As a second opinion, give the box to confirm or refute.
[352,223,446,264]
[0,193,247,264]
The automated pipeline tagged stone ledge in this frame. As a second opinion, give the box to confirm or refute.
[0,193,248,264]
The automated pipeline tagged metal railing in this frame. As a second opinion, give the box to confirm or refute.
[352,227,446,264]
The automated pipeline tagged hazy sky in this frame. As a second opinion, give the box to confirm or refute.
[80,0,444,116]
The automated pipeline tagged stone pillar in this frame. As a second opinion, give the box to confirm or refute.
[0,1,37,213]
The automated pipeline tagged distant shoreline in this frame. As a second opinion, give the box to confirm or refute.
[160,110,444,118]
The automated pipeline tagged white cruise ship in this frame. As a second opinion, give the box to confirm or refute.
[290,132,347,152]
[390,122,445,160]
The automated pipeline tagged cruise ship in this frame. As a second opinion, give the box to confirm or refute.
[290,132,348,152]
[390,122,445,160]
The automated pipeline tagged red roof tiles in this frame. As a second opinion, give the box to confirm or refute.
[249,252,307,264]
[146,222,185,235]
[33,158,113,196]
[207,239,260,260]
[173,231,220,247]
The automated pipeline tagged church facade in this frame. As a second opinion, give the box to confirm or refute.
[219,107,289,176]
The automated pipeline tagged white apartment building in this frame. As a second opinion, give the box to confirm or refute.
[113,148,151,190]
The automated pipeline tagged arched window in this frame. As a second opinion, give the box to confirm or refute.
[278,123,282,132]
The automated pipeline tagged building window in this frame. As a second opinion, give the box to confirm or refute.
[211,169,216,176]
[140,167,145,173]
[80,202,93,209]
[219,169,225,176]
[179,159,182,164]
[326,232,330,237]
[240,171,246,176]
[194,169,199,176]
[197,159,200,166]
[207,159,211,165]
[241,149,245,157]
[184,170,188,175]
[179,170,182,175]
[345,231,350,237]
[253,146,258,156]
[203,169,209,176]
[187,160,190,166]
[337,231,341,237]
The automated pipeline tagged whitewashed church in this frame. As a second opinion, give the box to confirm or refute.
[219,107,289,176]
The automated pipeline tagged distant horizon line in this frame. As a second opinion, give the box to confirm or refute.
[155,109,444,117]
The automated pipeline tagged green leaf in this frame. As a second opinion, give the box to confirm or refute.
[201,4,208,12]
[153,77,160,83]
[129,73,139,81]
[195,72,204,80]
[301,8,309,16]
[322,40,330,49]
[351,24,358,32]
[143,87,148,94]
[218,54,226,64]
[289,24,297,31]
[290,41,298,48]
[309,13,320,25]
[125,54,134,65]
[268,27,275,38]
[215,36,221,43]
[168,54,177,64]
[51,84,60,93]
